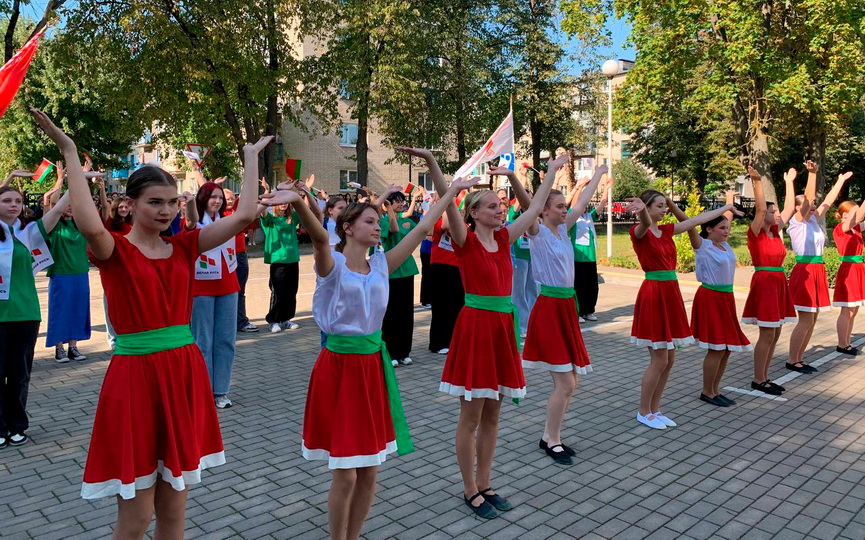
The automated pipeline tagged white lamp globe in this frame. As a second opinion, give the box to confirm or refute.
[602,59,620,78]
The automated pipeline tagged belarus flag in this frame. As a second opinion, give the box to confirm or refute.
[0,27,47,118]
[285,158,302,181]
[33,159,54,183]
[453,110,514,180]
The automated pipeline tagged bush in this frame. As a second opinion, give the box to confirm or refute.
[660,182,704,272]
[612,158,653,200]
[783,248,841,288]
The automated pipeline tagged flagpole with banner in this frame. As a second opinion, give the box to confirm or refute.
[0,27,47,118]
[453,108,514,182]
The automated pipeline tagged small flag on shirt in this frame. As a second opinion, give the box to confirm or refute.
[33,159,54,183]
[285,158,302,181]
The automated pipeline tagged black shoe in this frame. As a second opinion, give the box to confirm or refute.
[786,362,816,373]
[716,394,736,406]
[836,345,858,356]
[67,345,87,362]
[544,444,574,465]
[479,488,513,511]
[539,438,576,456]
[8,433,28,446]
[464,492,497,519]
[0,434,7,449]
[768,381,786,392]
[751,381,783,395]
[700,393,730,407]
[54,344,69,363]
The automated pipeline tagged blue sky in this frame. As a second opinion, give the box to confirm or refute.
[564,16,636,75]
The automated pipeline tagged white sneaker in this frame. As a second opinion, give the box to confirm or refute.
[270,323,283,333]
[435,348,449,355]
[585,314,598,321]
[284,321,300,330]
[215,396,232,409]
[579,317,586,323]
[654,412,677,427]
[399,357,413,366]
[637,413,667,430]
[391,359,399,367]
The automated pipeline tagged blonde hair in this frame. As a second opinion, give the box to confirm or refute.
[462,190,494,231]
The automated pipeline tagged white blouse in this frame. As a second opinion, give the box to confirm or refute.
[528,223,575,287]
[313,250,389,336]
[694,240,737,285]
[326,219,340,247]
[786,215,825,256]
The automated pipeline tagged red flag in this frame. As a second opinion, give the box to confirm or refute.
[0,28,47,118]
[33,158,54,183]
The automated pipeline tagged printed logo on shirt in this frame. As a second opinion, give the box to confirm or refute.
[402,221,411,229]
[30,248,52,270]
[438,233,454,251]
[31,248,42,256]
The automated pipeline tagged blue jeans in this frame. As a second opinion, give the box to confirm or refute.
[512,258,538,337]
[192,293,238,395]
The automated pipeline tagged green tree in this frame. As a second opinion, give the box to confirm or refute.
[610,158,651,199]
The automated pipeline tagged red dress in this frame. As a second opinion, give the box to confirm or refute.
[81,230,225,500]
[440,228,525,400]
[741,226,797,326]
[833,223,865,307]
[629,223,693,349]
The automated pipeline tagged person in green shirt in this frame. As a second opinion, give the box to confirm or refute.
[567,175,612,321]
[507,199,537,337]
[0,182,72,448]
[380,189,420,366]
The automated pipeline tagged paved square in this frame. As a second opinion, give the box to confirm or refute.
[2,252,865,539]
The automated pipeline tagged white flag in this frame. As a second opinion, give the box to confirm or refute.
[453,110,514,180]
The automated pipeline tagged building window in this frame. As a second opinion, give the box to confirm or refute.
[417,172,433,192]
[340,123,358,147]
[340,170,358,191]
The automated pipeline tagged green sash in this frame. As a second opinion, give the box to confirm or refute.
[464,293,521,404]
[326,332,414,456]
[701,283,734,293]
[644,270,677,281]
[840,255,864,263]
[795,255,824,263]
[754,266,784,272]
[114,324,195,355]
[540,283,579,312]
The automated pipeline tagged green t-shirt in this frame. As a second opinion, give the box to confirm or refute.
[47,219,90,276]
[260,212,300,264]
[507,206,531,261]
[0,221,47,322]
[569,208,597,262]
[380,214,419,279]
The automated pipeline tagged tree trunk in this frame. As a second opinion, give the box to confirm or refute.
[805,127,827,197]
[530,116,542,191]
[263,5,279,183]
[356,101,370,186]
[749,129,778,204]
[4,0,21,63]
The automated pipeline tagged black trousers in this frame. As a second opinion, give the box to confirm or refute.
[236,251,251,328]
[0,321,40,435]
[266,262,299,324]
[382,276,415,360]
[574,260,599,316]
[420,251,432,306]
[428,263,464,351]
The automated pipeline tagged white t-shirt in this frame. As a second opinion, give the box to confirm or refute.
[787,215,825,256]
[528,223,575,287]
[694,240,737,285]
[326,219,340,247]
[313,250,389,336]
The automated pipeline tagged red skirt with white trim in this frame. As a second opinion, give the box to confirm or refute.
[523,295,591,374]
[741,270,797,327]
[302,348,396,469]
[81,345,225,500]
[788,262,831,312]
[690,287,753,352]
[630,280,694,350]
[440,307,525,401]
[833,262,865,307]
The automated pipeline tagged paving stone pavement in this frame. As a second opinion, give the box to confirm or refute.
[2,251,865,539]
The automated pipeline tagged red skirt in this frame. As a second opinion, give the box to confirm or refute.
[741,270,797,327]
[690,287,753,352]
[302,348,396,469]
[788,262,831,312]
[81,344,225,500]
[833,262,865,307]
[523,295,591,374]
[440,306,525,400]
[630,280,693,350]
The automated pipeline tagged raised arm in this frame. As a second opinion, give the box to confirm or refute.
[723,190,736,223]
[402,188,419,218]
[795,161,817,222]
[41,190,72,234]
[372,185,400,208]
[748,166,767,235]
[95,176,110,221]
[673,204,741,235]
[42,161,65,210]
[2,169,32,189]
[30,108,115,259]
[190,160,207,188]
[596,177,612,215]
[384,200,398,233]
[566,166,607,229]
[259,188,333,277]
[780,167,798,224]
[817,171,852,218]
[490,167,536,235]
[625,197,653,238]
[666,196,701,249]
[197,136,273,253]
[384,178,478,273]
[507,153,569,242]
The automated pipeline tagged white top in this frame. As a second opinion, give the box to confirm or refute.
[313,250,389,336]
[787,215,825,256]
[326,219,340,247]
[694,240,737,285]
[528,223,575,286]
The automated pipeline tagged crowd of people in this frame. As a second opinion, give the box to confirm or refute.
[0,108,858,540]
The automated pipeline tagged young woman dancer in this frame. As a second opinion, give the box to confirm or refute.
[427,211,464,354]
[741,167,797,395]
[670,193,750,407]
[324,196,348,248]
[509,165,606,466]
[432,149,567,518]
[785,161,850,373]
[273,175,472,540]
[626,191,739,429]
[184,182,241,409]
[832,196,865,354]
[32,108,272,537]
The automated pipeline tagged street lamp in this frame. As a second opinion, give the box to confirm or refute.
[601,59,620,259]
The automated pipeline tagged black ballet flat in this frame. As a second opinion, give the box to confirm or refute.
[786,362,816,373]
[539,438,576,456]
[836,345,859,356]
[479,487,513,511]
[545,444,574,465]
[751,381,783,395]
[464,492,497,519]
[716,394,736,406]
[700,393,729,407]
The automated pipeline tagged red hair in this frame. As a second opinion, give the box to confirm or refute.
[195,182,226,222]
